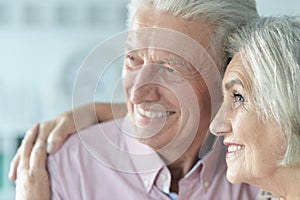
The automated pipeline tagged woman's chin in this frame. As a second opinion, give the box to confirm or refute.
[226,172,243,184]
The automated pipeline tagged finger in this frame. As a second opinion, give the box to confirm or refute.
[19,124,39,168]
[47,119,76,154]
[35,121,54,153]
[30,141,48,170]
[8,149,20,180]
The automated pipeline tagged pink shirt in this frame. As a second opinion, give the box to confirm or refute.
[48,117,259,200]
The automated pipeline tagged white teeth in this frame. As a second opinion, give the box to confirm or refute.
[228,145,244,152]
[157,112,163,118]
[145,110,151,118]
[137,107,174,119]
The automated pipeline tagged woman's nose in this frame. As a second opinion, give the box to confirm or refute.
[209,103,232,136]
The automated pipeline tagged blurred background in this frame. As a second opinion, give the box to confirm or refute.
[0,0,299,199]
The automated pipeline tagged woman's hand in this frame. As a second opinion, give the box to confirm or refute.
[15,124,50,200]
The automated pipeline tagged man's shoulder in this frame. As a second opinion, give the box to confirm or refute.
[78,118,124,136]
[52,118,124,154]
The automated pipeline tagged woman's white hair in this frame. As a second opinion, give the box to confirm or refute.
[126,0,258,72]
[227,16,300,167]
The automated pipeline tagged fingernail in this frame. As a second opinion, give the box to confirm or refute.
[8,168,13,180]
[47,143,55,154]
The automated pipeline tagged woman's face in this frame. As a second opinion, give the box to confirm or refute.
[209,54,286,185]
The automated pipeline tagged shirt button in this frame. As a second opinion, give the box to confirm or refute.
[160,174,167,181]
[204,181,210,188]
[144,180,150,187]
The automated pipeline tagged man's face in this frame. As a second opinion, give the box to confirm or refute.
[122,5,221,157]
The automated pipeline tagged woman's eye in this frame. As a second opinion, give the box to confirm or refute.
[231,93,245,109]
[233,93,245,103]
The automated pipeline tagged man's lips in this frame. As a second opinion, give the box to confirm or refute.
[137,107,175,119]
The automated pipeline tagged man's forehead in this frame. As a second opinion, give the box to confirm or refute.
[125,46,195,72]
[133,5,213,47]
[125,28,211,65]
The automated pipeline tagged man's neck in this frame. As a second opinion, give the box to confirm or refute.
[167,153,199,193]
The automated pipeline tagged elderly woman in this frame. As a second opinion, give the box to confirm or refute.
[210,16,300,199]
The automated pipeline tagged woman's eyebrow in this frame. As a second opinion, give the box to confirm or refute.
[224,79,243,90]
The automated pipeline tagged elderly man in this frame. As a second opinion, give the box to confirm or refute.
[13,0,260,199]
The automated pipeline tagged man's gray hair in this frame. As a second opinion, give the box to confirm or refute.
[227,16,300,167]
[126,0,259,72]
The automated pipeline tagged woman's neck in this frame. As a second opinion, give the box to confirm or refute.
[251,167,300,200]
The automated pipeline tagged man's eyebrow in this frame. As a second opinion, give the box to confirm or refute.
[224,79,243,90]
[157,58,193,71]
[124,42,133,51]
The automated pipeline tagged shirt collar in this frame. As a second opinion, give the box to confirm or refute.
[200,136,226,186]
[121,115,165,193]
[120,115,226,194]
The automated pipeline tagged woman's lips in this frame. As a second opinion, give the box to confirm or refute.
[224,142,245,158]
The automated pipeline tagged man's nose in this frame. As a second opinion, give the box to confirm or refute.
[209,103,232,136]
[129,65,162,104]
